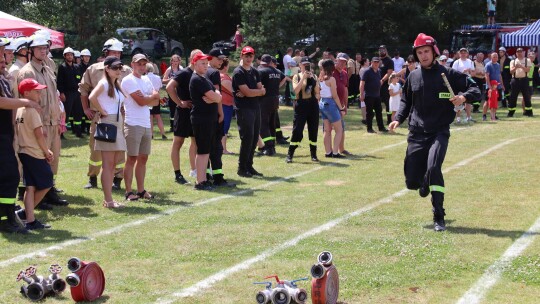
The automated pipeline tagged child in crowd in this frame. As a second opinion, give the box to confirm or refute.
[488,80,499,121]
[388,73,402,122]
[15,79,54,230]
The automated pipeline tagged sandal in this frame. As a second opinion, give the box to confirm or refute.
[137,190,154,200]
[102,200,125,208]
[125,191,139,201]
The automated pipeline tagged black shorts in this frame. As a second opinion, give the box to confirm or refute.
[0,136,19,199]
[488,10,496,17]
[173,107,194,138]
[150,105,161,115]
[19,153,53,190]
[191,119,216,154]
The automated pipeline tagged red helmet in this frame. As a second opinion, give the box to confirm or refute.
[413,33,440,62]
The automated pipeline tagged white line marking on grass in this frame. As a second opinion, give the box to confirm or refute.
[456,216,540,304]
[156,137,519,303]
[0,138,409,268]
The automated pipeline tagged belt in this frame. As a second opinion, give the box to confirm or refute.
[513,77,527,79]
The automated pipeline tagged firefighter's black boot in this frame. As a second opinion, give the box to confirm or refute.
[44,188,69,206]
[84,176,98,189]
[112,177,123,191]
[0,204,28,234]
[286,146,297,163]
[310,145,319,162]
[507,109,515,117]
[74,124,83,138]
[431,193,446,232]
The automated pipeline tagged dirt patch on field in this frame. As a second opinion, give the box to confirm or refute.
[325,180,345,186]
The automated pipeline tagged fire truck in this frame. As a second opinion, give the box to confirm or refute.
[450,23,528,56]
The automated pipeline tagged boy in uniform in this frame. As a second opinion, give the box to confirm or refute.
[15,79,54,230]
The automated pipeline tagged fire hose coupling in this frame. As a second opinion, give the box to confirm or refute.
[253,282,272,304]
[311,251,339,304]
[67,257,86,272]
[317,251,333,267]
[255,275,308,304]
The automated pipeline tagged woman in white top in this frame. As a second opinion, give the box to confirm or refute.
[318,59,344,158]
[162,55,183,131]
[89,56,127,208]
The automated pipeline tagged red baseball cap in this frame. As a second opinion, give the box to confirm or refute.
[241,46,255,55]
[191,53,212,65]
[18,78,47,95]
[490,80,499,86]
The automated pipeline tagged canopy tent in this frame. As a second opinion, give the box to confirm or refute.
[502,19,540,47]
[0,11,64,49]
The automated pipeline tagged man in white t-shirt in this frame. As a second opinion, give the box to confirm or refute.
[392,51,405,72]
[452,48,476,122]
[282,47,294,105]
[121,53,160,200]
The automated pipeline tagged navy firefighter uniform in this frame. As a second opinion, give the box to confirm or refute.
[393,33,481,231]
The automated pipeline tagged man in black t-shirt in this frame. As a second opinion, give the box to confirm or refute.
[166,50,202,185]
[232,46,266,178]
[378,45,394,124]
[206,48,235,187]
[189,53,222,190]
[258,54,286,156]
[360,57,386,133]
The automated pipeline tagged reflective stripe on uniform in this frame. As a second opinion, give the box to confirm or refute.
[89,160,102,166]
[262,136,275,142]
[73,121,82,125]
[430,185,445,193]
[275,128,281,132]
[525,107,533,110]
[290,141,300,146]
[0,197,16,205]
[206,168,212,174]
[212,169,223,175]
[508,107,517,111]
[115,163,124,169]
[0,216,7,220]
[309,141,317,146]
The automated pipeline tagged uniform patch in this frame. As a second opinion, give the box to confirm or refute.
[439,92,451,99]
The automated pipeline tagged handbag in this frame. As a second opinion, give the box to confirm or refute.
[94,88,121,143]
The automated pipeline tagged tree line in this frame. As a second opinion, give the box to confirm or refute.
[1,0,538,59]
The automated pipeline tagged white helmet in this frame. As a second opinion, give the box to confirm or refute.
[10,37,30,53]
[29,36,49,47]
[34,29,51,42]
[102,38,123,52]
[63,47,75,55]
[74,50,81,57]
[0,37,10,47]
[81,49,91,56]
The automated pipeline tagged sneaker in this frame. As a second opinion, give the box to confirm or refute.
[276,138,289,145]
[248,167,263,176]
[332,153,345,158]
[378,128,389,133]
[52,186,64,193]
[467,117,476,123]
[26,219,51,230]
[84,176,98,189]
[213,178,236,187]
[15,209,27,227]
[175,175,189,185]
[361,119,367,125]
[341,150,352,156]
[112,177,122,191]
[0,221,28,234]
[367,128,376,134]
[433,217,446,232]
[194,181,214,191]
[286,155,293,163]
[36,202,53,210]
[311,156,319,162]
[189,169,197,178]
[456,117,461,124]
[482,114,487,121]
[262,148,275,156]
[325,153,333,158]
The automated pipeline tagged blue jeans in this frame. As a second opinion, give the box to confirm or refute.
[319,98,341,123]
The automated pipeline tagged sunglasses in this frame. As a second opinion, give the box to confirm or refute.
[108,65,123,71]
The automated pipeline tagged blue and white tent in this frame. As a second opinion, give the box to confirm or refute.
[502,20,540,47]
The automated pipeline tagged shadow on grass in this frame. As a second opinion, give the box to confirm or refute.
[423,223,538,240]
[60,194,97,206]
[340,154,382,161]
[3,228,77,244]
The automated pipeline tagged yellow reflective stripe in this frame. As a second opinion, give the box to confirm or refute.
[0,197,16,204]
[290,142,300,146]
[508,107,516,111]
[275,128,281,132]
[309,141,317,146]
[206,168,212,174]
[0,216,7,220]
[525,107,533,110]
[439,92,451,99]
[89,160,102,166]
[18,182,24,187]
[73,121,82,125]
[430,185,445,193]
[115,163,124,169]
[69,117,74,120]
[212,169,223,175]
[262,136,275,142]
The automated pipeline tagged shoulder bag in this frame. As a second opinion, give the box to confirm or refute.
[94,88,121,143]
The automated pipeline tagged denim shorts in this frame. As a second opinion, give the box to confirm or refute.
[319,98,341,123]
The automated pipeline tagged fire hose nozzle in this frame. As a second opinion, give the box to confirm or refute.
[66,273,81,287]
[270,287,291,304]
[25,282,45,302]
[317,251,333,267]
[310,263,326,279]
[67,257,85,272]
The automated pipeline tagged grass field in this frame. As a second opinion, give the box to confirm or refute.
[1,98,540,304]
